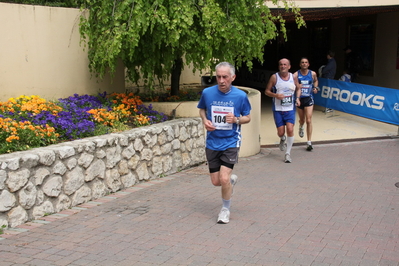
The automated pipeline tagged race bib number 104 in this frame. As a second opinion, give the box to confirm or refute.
[211,106,234,130]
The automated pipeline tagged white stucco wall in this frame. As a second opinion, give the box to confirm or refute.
[0,3,125,101]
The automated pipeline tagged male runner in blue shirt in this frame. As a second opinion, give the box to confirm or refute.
[293,57,319,151]
[197,62,251,224]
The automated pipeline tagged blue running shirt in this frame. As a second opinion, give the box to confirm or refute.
[197,85,251,151]
[297,70,314,98]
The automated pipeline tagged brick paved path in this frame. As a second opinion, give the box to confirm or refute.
[0,139,398,266]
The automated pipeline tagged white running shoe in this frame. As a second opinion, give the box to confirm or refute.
[284,153,292,163]
[230,174,238,196]
[299,127,304,138]
[231,174,238,186]
[279,136,287,151]
[217,207,230,224]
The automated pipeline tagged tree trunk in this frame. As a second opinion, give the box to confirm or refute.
[170,57,183,96]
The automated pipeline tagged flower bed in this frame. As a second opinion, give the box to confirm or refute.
[0,93,169,154]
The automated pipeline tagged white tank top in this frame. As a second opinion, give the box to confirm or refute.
[273,72,296,111]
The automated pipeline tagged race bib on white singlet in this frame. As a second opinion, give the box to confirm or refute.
[281,93,293,106]
[211,106,234,130]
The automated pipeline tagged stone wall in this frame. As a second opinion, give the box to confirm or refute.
[0,118,206,228]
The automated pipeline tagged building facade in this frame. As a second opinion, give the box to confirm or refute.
[235,1,399,91]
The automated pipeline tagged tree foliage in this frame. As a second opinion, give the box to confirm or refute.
[79,0,305,95]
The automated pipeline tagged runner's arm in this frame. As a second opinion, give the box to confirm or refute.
[199,108,216,131]
[312,71,319,93]
[293,72,302,99]
[265,74,283,100]
[234,114,251,125]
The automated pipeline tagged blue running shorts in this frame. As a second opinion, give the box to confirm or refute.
[273,110,296,127]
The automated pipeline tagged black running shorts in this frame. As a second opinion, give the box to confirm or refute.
[206,147,239,173]
[298,96,314,109]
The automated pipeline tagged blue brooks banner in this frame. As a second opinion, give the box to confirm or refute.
[314,78,399,126]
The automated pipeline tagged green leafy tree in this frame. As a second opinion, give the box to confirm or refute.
[79,0,304,95]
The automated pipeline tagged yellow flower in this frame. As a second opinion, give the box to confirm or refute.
[6,135,19,143]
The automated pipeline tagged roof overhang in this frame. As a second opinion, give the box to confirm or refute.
[267,0,399,8]
[270,5,399,22]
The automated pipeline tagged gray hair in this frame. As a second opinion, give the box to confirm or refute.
[215,62,235,76]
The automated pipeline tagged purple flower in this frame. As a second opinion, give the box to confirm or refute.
[137,104,169,124]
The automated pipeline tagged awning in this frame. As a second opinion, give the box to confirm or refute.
[272,5,399,22]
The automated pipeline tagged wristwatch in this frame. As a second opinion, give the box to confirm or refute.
[236,117,240,125]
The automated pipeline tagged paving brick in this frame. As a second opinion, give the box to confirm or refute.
[0,139,398,265]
